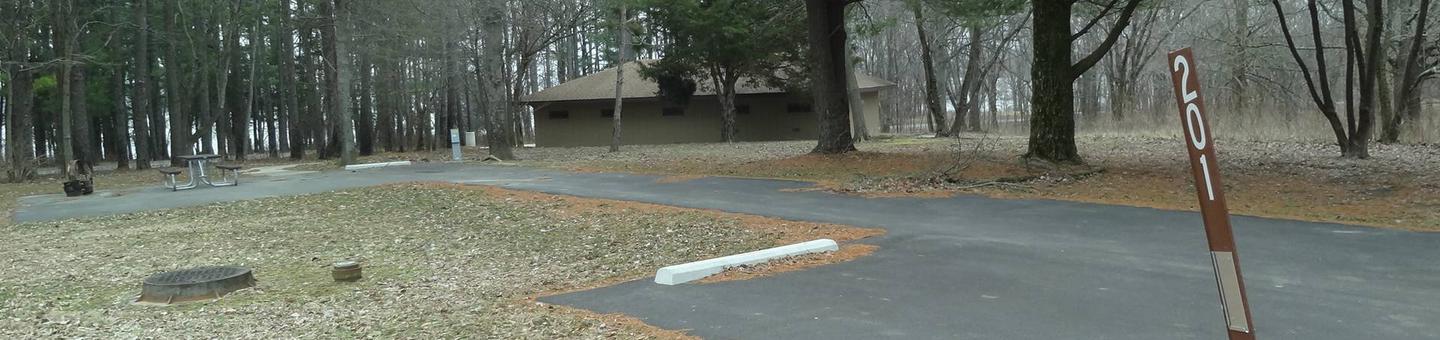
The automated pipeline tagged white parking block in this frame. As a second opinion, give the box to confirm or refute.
[654,239,839,285]
[343,161,413,171]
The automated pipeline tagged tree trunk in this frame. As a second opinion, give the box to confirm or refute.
[713,71,740,143]
[1026,0,1140,163]
[482,0,514,160]
[1026,0,1081,163]
[323,0,357,165]
[164,0,190,166]
[310,18,331,159]
[949,25,986,134]
[912,4,946,136]
[1379,48,1396,142]
[236,5,262,161]
[1343,0,1383,158]
[5,66,36,181]
[1229,0,1250,117]
[1108,72,1134,122]
[1381,0,1432,143]
[52,0,76,176]
[267,91,279,158]
[966,74,983,131]
[509,57,535,148]
[112,66,130,169]
[357,55,374,155]
[377,60,396,152]
[1,82,5,161]
[71,64,95,165]
[806,0,856,154]
[196,49,215,155]
[254,102,265,153]
[440,38,458,147]
[276,0,296,154]
[300,31,322,158]
[987,75,1000,129]
[611,5,628,153]
[1078,72,1099,122]
[278,0,303,159]
[1010,73,1026,127]
[215,3,239,159]
[131,0,152,169]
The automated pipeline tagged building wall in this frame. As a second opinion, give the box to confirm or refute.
[533,91,885,147]
[861,91,882,137]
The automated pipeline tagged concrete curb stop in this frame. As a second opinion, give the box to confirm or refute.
[654,239,839,285]
[344,161,413,171]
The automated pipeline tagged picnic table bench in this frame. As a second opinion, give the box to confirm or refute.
[159,154,242,191]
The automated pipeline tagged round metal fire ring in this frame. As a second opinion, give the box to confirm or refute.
[136,266,256,305]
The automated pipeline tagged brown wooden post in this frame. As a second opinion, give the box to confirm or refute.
[1166,47,1256,340]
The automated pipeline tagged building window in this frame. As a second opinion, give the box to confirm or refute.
[662,107,685,116]
[786,103,812,113]
[601,109,615,118]
[548,110,570,119]
[735,105,751,115]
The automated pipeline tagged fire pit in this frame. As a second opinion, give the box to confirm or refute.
[136,266,256,305]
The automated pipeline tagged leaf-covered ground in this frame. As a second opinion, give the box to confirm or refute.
[0,183,865,339]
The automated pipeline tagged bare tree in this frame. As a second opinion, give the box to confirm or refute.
[1103,2,1198,121]
[1381,0,1434,143]
[912,2,948,136]
[1269,0,1385,158]
[1025,0,1142,163]
[949,25,986,133]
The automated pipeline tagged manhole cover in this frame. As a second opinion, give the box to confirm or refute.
[136,266,256,305]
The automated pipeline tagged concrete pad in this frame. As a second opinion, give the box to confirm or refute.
[654,239,839,285]
[343,161,412,171]
[246,164,320,177]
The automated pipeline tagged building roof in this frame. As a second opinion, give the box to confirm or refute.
[522,60,896,103]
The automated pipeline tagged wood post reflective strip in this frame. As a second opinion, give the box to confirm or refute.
[1167,47,1256,339]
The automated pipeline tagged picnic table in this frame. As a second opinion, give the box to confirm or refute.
[162,154,240,190]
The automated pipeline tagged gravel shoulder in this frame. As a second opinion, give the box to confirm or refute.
[514,135,1440,231]
[0,183,875,339]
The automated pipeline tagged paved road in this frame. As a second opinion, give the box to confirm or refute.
[15,163,1440,339]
